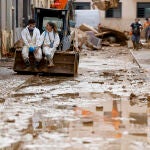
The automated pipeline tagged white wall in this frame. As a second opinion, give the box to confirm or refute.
[75,10,100,27]
[32,0,50,8]
[100,0,150,31]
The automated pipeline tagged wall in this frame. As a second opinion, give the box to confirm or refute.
[0,0,13,56]
[32,0,50,8]
[75,10,100,27]
[100,0,150,31]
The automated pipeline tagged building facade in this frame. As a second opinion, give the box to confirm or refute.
[100,0,150,31]
[1,0,150,58]
[0,0,51,58]
[74,0,150,31]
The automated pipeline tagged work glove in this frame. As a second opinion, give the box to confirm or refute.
[29,47,36,52]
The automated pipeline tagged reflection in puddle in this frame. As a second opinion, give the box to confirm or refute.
[30,92,149,149]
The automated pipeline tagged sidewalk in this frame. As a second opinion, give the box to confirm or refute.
[132,48,150,73]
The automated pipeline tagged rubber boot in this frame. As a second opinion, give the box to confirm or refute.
[24,59,31,71]
[41,55,49,72]
[46,55,55,67]
[48,59,54,67]
[135,42,139,50]
[132,42,136,50]
[34,61,40,72]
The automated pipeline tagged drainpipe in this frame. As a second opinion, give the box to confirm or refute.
[0,0,1,59]
[0,30,2,59]
[12,6,15,45]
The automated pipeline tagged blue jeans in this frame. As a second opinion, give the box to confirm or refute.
[131,34,140,44]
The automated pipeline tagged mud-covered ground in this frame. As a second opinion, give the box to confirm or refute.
[0,46,150,150]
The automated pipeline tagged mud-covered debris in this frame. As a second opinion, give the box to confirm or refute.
[108,87,112,90]
[5,118,15,123]
[86,31,102,50]
[129,93,138,106]
[96,106,103,111]
[83,141,91,144]
[103,71,114,76]
[147,96,150,102]
[96,26,128,46]
[122,85,126,89]
[130,93,137,100]
[79,24,99,34]
[92,81,104,84]
[82,118,93,126]
[138,97,146,102]
[0,98,5,103]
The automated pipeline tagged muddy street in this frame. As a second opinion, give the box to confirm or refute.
[0,47,150,150]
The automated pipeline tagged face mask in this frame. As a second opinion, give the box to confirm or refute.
[28,27,34,32]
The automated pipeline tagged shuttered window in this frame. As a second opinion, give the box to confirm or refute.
[137,3,150,18]
[105,3,122,18]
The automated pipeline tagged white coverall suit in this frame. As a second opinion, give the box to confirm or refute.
[21,26,42,62]
[40,30,60,63]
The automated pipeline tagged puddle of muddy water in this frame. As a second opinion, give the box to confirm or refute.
[28,92,150,149]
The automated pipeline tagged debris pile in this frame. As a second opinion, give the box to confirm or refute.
[92,0,119,11]
[72,23,128,51]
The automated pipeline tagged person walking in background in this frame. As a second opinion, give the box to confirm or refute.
[138,18,142,26]
[130,18,143,50]
[143,18,150,42]
[21,19,42,71]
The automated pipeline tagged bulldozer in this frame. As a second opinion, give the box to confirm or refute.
[13,0,120,76]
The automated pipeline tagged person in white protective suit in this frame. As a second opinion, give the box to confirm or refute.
[21,19,42,71]
[40,22,60,67]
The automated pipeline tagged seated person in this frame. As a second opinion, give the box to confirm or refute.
[39,22,60,67]
[21,19,42,71]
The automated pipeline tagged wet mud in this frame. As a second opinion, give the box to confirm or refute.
[0,47,150,149]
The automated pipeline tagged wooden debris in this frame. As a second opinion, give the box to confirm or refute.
[14,39,24,49]
[99,26,128,45]
[96,106,103,111]
[92,0,119,11]
[79,24,99,34]
[95,31,111,37]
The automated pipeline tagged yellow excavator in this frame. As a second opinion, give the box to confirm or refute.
[13,0,119,76]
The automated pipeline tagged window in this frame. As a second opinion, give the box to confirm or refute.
[43,17,63,32]
[73,2,90,10]
[16,0,18,27]
[105,3,122,18]
[137,3,150,18]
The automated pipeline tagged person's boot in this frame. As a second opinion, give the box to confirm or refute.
[132,42,136,50]
[24,59,31,71]
[48,59,54,67]
[41,66,48,73]
[45,54,55,68]
[41,59,48,73]
[135,42,139,50]
[33,61,40,72]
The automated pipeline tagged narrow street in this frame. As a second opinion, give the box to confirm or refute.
[0,46,150,150]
